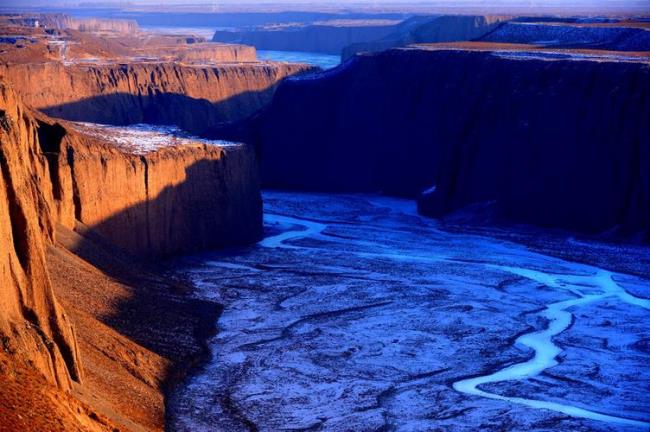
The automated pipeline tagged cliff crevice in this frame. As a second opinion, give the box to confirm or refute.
[0,81,82,392]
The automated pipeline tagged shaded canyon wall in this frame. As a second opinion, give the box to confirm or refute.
[342,15,509,60]
[1,77,256,430]
[213,23,399,55]
[252,49,650,237]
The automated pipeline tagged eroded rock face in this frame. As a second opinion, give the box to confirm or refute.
[253,48,650,237]
[8,14,140,33]
[0,80,81,390]
[0,74,263,429]
[0,62,313,136]
[171,43,257,63]
[0,69,264,392]
[53,131,263,256]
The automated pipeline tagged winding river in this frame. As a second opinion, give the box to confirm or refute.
[169,192,650,431]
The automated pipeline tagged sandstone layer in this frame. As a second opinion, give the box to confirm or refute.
[0,80,82,393]
[0,76,261,430]
[5,14,140,34]
[0,62,312,136]
[52,124,263,256]
[248,47,650,238]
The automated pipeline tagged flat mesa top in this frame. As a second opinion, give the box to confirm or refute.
[70,122,242,155]
[407,42,650,64]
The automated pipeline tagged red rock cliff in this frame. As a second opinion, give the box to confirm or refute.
[0,62,313,136]
[0,74,263,429]
[0,81,82,391]
[50,128,263,256]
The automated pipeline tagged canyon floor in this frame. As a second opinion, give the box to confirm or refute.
[168,192,650,432]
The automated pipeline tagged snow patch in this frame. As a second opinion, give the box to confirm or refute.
[69,122,242,154]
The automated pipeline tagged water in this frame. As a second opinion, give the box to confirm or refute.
[139,26,341,69]
[169,192,650,431]
[256,50,341,69]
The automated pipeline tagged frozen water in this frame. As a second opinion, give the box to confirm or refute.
[454,268,650,428]
[168,192,650,431]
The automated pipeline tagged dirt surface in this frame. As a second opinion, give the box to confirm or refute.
[46,224,219,431]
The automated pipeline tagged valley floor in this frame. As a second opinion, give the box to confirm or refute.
[168,192,650,431]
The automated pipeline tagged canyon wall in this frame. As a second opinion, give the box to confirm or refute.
[213,22,400,55]
[342,15,509,60]
[8,14,140,33]
[252,48,650,237]
[173,43,257,63]
[0,61,312,136]
[0,72,262,402]
[0,81,81,391]
[0,63,264,428]
[60,17,140,34]
[51,130,262,256]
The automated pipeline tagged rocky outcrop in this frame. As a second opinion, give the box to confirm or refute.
[250,48,650,238]
[213,20,400,55]
[342,15,509,60]
[0,73,263,429]
[60,17,140,34]
[0,61,313,136]
[51,129,263,256]
[173,43,256,63]
[0,80,81,391]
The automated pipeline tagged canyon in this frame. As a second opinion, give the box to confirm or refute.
[0,15,292,430]
[342,14,509,59]
[0,73,262,430]
[0,7,649,432]
[248,45,650,239]
[43,120,263,257]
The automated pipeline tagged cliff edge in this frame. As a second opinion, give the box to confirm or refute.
[0,76,262,430]
[0,81,82,391]
[253,47,650,239]
[0,62,313,136]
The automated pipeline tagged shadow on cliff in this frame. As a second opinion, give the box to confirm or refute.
[40,88,284,137]
[56,158,261,376]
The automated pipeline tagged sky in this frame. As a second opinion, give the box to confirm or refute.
[6,0,649,4]
[3,0,649,12]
